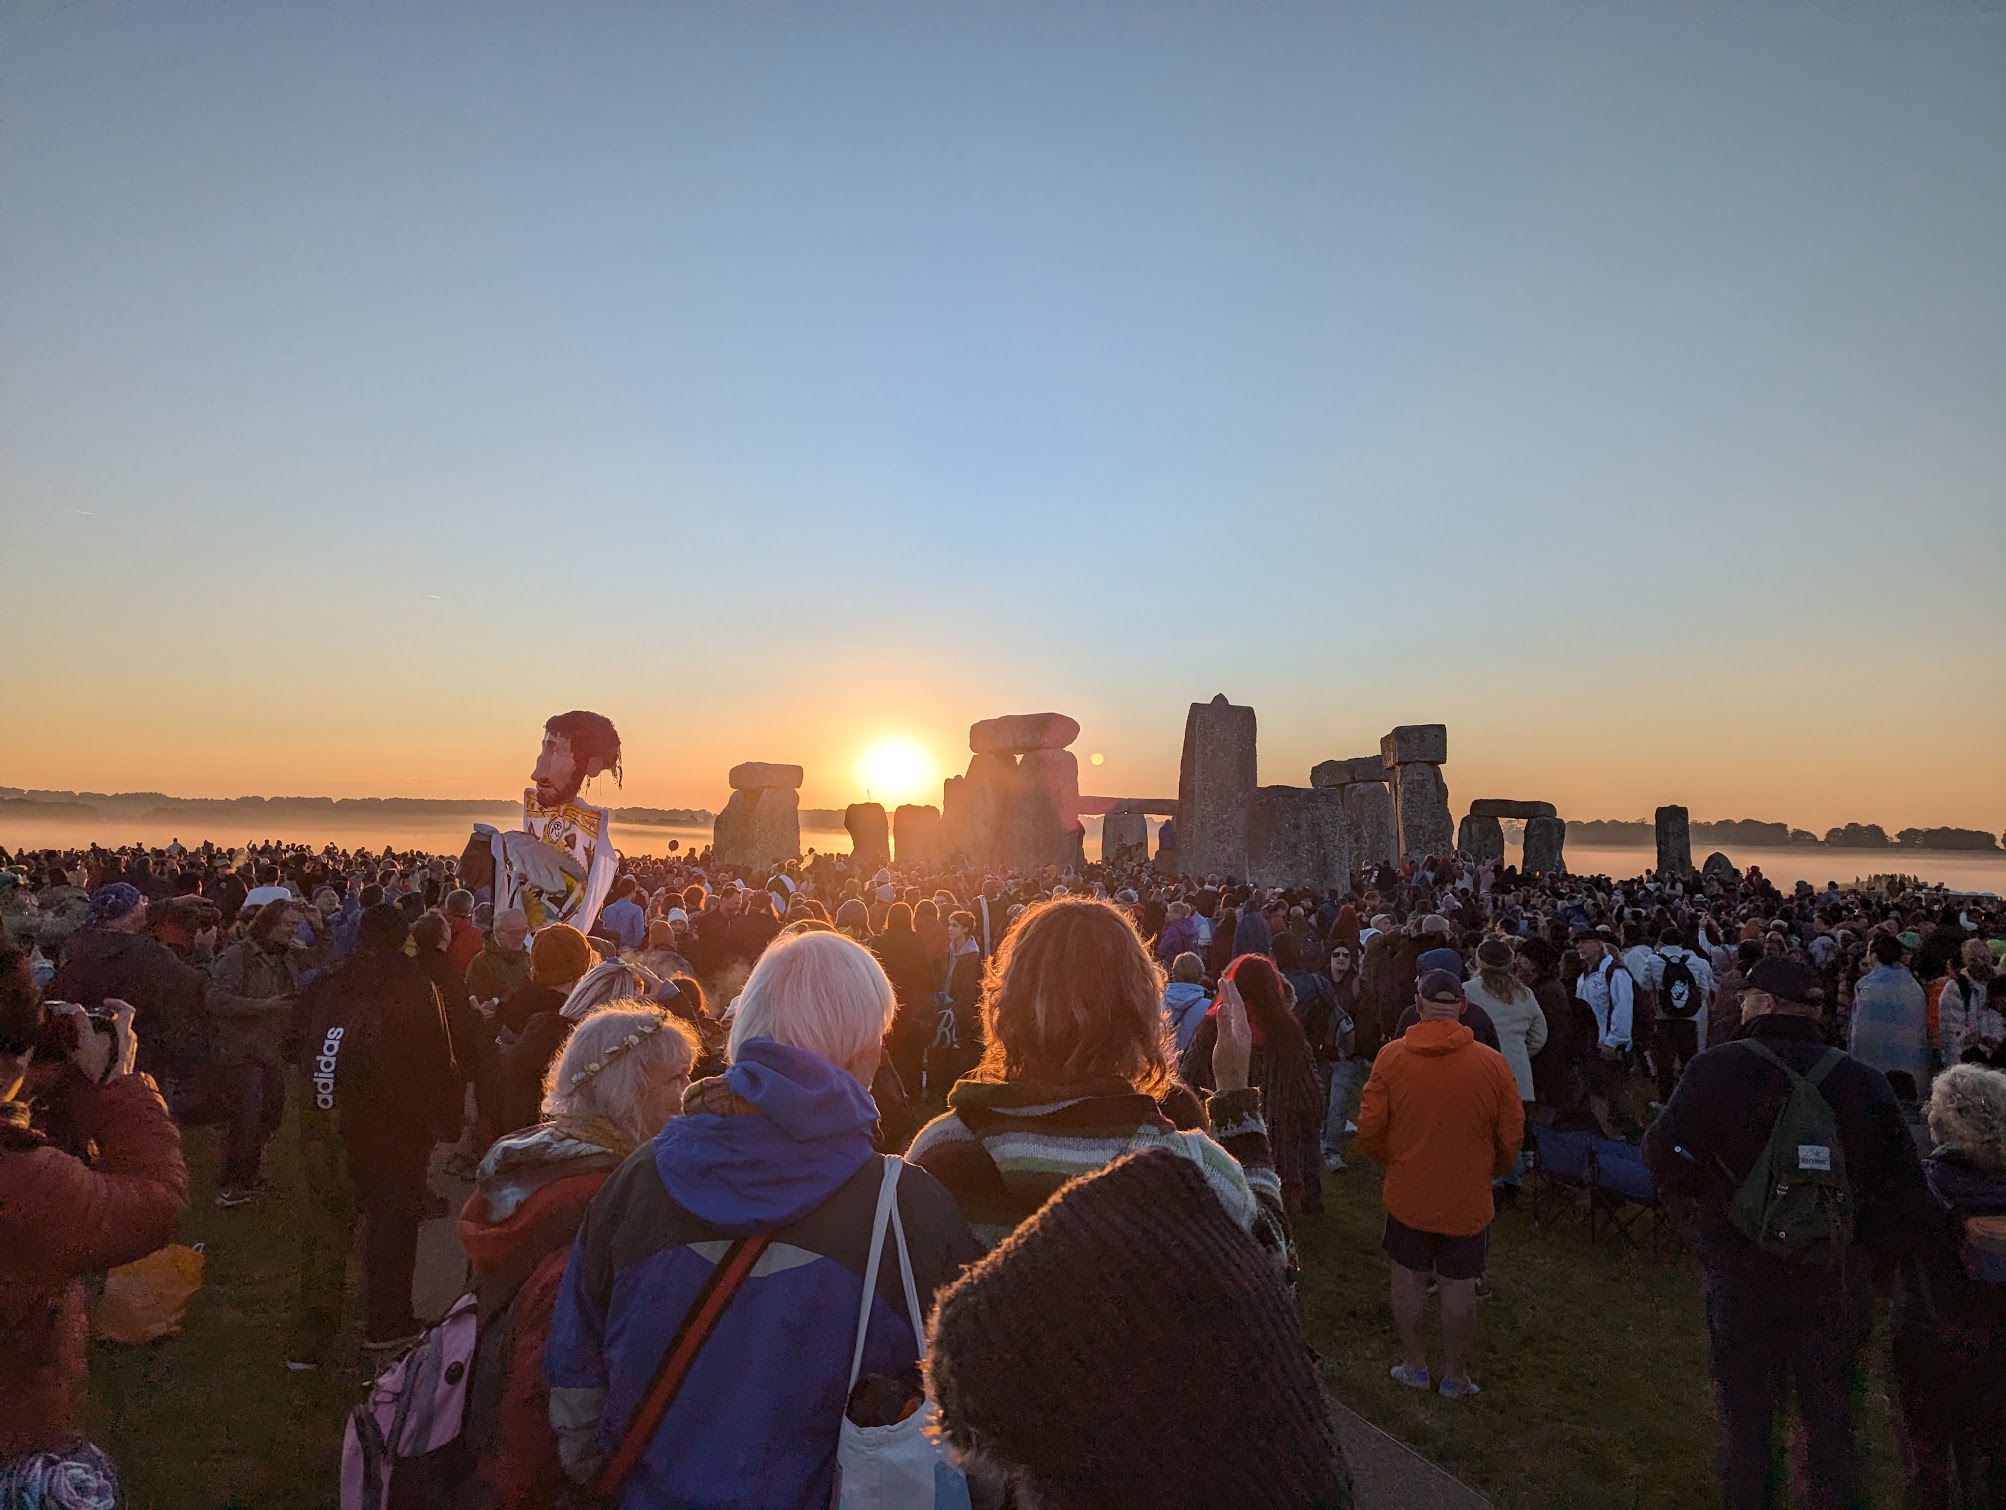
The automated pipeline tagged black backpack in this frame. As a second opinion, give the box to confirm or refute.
[1659,952,1703,1020]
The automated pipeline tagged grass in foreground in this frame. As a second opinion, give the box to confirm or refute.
[92,1108,1904,1509]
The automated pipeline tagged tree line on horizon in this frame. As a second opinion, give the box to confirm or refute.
[1,788,2000,853]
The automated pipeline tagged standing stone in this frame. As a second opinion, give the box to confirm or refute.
[969,713,1080,756]
[713,788,800,870]
[893,804,942,867]
[959,752,1017,865]
[1655,806,1693,877]
[1702,850,1739,882]
[1344,783,1397,870]
[1101,811,1149,865]
[1522,815,1567,875]
[1458,813,1505,865]
[1391,763,1454,860]
[1245,787,1352,891]
[1006,747,1083,871]
[1176,694,1257,879]
[1379,724,1449,769]
[844,803,889,868]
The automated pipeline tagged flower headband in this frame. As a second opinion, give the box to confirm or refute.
[564,1014,669,1093]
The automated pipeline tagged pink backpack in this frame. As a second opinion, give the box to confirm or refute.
[339,1291,483,1510]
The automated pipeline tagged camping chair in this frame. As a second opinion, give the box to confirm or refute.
[1587,1136,1662,1250]
[1527,1123,1594,1229]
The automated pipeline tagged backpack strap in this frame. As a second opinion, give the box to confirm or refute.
[1802,1047,1845,1089]
[588,1233,771,1503]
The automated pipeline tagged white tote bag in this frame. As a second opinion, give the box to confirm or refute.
[832,1158,970,1510]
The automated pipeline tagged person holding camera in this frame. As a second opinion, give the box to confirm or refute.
[0,942,189,1505]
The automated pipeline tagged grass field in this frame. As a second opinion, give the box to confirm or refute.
[91,1108,1906,1509]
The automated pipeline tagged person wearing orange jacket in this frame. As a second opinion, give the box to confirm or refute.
[1354,967,1523,1401]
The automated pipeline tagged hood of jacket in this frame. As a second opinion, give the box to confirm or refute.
[460,1123,620,1274]
[1399,1018,1475,1057]
[651,1037,879,1234]
[1162,982,1211,1011]
[1928,1150,2006,1217]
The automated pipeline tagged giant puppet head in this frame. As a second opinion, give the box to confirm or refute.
[532,711,622,808]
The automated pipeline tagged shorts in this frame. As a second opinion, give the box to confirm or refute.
[1383,1214,1490,1280]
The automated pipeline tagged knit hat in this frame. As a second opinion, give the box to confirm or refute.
[531,923,593,986]
[927,1149,1350,1510]
[84,882,144,928]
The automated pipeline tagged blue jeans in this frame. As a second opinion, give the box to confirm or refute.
[1321,1057,1368,1158]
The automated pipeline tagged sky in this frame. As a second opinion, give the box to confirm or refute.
[2,2,2002,831]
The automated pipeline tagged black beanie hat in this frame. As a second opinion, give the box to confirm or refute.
[925,1148,1351,1510]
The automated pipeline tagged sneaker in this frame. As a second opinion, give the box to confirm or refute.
[1439,1376,1482,1400]
[284,1359,320,1373]
[1323,1151,1347,1173]
[216,1181,269,1208]
[421,1190,450,1220]
[1475,1277,1493,1300]
[1389,1364,1432,1391]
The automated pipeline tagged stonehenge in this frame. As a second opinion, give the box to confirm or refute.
[1522,814,1567,875]
[1382,724,1452,861]
[970,713,1081,756]
[1245,786,1352,891]
[1656,805,1693,876]
[713,762,802,869]
[1100,811,1150,865]
[844,802,889,868]
[1457,813,1506,864]
[893,803,943,866]
[939,713,1084,871]
[1175,695,1258,878]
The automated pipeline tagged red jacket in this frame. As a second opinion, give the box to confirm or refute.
[458,1144,616,1510]
[0,1075,189,1457]
[447,916,485,975]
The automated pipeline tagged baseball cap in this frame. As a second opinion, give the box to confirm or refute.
[1417,946,1464,978]
[1418,969,1464,1003]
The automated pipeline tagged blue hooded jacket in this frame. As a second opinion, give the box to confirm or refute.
[545,1039,980,1509]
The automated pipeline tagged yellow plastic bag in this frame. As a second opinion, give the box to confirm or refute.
[90,1242,203,1344]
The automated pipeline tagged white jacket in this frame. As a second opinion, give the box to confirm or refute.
[1575,956,1634,1051]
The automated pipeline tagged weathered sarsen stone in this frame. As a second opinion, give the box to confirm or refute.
[1391,763,1453,859]
[1245,787,1352,891]
[1310,756,1388,789]
[1176,694,1257,879]
[969,713,1080,757]
[1101,811,1149,865]
[1656,806,1693,877]
[1702,850,1739,882]
[893,804,943,867]
[1007,747,1084,871]
[1345,783,1397,870]
[713,787,800,870]
[1522,815,1567,875]
[728,762,804,792]
[1380,724,1448,768]
[1467,798,1556,820]
[1458,813,1505,865]
[844,803,889,868]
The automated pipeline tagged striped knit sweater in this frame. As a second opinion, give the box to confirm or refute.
[904,1077,1295,1275]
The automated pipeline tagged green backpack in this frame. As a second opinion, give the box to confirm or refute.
[1728,1041,1855,1266]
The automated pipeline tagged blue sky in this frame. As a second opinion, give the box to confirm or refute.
[3,2,2001,827]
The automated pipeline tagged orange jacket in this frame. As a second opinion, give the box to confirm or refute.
[1355,1018,1524,1238]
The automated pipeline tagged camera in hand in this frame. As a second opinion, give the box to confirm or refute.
[20,1002,117,1062]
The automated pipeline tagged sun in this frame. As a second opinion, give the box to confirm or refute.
[854,735,940,807]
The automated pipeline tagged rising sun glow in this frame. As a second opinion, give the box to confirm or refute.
[855,735,940,807]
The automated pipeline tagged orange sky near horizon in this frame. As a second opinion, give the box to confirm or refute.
[5,668,2001,836]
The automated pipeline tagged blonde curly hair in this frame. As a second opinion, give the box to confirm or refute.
[1926,1063,2006,1172]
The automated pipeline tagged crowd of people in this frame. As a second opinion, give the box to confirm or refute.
[2,828,2004,1508]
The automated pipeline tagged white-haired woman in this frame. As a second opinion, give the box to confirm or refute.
[1892,1062,2006,1504]
[547,931,981,1509]
[459,1002,701,1510]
